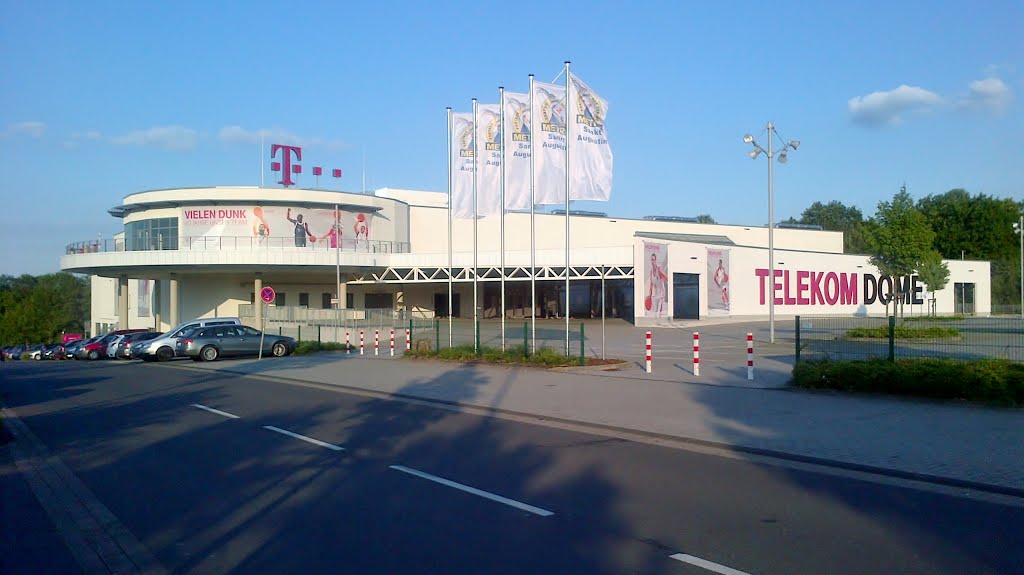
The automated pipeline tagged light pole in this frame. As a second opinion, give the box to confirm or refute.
[744,122,799,344]
[1014,216,1023,317]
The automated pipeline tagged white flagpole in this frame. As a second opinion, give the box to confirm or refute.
[472,98,480,353]
[335,203,341,344]
[529,74,537,354]
[447,107,453,347]
[260,133,264,187]
[499,87,507,352]
[564,61,571,356]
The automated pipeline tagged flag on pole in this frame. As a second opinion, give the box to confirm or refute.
[568,73,613,201]
[475,104,502,218]
[450,112,476,219]
[502,91,532,211]
[530,80,568,205]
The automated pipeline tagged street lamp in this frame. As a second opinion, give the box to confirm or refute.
[744,122,799,344]
[1014,216,1023,317]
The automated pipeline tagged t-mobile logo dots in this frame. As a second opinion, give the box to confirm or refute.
[270,144,342,187]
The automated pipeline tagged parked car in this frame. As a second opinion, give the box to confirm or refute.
[182,325,295,361]
[115,331,161,359]
[105,335,127,359]
[63,338,94,359]
[76,330,148,360]
[135,318,242,362]
[24,344,46,360]
[41,343,65,360]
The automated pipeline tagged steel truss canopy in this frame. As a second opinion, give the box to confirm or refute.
[348,265,634,284]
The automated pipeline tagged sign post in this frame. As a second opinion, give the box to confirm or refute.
[259,286,276,359]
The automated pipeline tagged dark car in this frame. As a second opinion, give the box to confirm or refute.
[41,343,65,360]
[63,338,94,359]
[115,331,162,359]
[181,325,296,361]
[77,329,148,360]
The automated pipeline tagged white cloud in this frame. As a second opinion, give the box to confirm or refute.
[71,130,102,141]
[959,77,1012,113]
[218,125,346,150]
[110,125,199,150]
[3,121,48,139]
[848,85,942,126]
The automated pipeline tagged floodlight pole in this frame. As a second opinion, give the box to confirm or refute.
[1016,215,1023,317]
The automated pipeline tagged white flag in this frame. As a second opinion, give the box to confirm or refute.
[475,104,502,217]
[450,112,476,219]
[568,73,613,201]
[502,91,532,211]
[530,80,567,205]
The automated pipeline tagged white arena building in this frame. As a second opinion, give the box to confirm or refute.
[60,185,991,336]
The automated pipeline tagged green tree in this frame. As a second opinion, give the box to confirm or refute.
[0,273,90,346]
[917,255,950,315]
[790,200,873,254]
[867,189,937,317]
[696,214,716,224]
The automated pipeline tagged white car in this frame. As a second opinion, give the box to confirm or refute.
[106,335,126,358]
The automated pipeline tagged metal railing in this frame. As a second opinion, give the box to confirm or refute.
[66,236,410,255]
[794,315,1024,363]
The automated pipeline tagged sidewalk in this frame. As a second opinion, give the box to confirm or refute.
[179,352,1024,495]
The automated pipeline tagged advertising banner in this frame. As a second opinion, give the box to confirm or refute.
[475,103,502,217]
[531,80,568,205]
[502,91,532,211]
[707,249,730,315]
[643,241,669,318]
[568,73,613,201]
[136,279,151,317]
[450,111,476,219]
[181,206,373,249]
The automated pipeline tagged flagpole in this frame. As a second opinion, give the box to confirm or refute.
[446,107,453,347]
[260,133,264,187]
[334,203,341,344]
[564,61,571,356]
[529,74,537,354]
[472,98,480,353]
[499,87,507,352]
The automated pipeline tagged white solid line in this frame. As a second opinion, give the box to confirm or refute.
[192,403,240,419]
[669,553,754,575]
[389,465,554,517]
[263,426,344,451]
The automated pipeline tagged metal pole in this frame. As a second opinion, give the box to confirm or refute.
[472,98,480,353]
[1019,215,1023,318]
[529,74,537,354]
[768,121,775,344]
[564,61,571,356]
[601,264,606,360]
[499,86,507,352]
[447,107,454,347]
[335,203,341,345]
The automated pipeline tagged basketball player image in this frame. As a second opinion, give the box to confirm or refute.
[713,258,730,307]
[252,206,271,246]
[354,213,369,249]
[647,252,668,315]
[287,208,316,248]
[319,211,343,249]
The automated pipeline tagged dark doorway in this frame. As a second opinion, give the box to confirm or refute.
[954,282,975,315]
[365,292,394,309]
[434,293,462,317]
[673,273,699,320]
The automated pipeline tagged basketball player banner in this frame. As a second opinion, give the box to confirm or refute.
[180,206,372,250]
[707,248,731,315]
[643,241,669,318]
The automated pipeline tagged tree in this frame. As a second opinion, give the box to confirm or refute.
[790,200,873,254]
[0,273,90,346]
[867,189,937,317]
[696,214,716,224]
[917,255,950,315]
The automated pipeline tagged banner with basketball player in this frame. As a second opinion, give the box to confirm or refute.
[475,103,502,218]
[136,280,151,317]
[568,73,613,201]
[502,91,532,211]
[707,248,731,315]
[450,111,476,219]
[530,80,568,205]
[643,241,669,318]
[181,206,373,250]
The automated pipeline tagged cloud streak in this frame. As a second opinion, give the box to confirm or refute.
[3,121,48,139]
[218,125,347,150]
[110,125,199,150]
[848,85,942,126]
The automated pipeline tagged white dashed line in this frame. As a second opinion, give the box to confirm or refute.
[191,404,240,419]
[263,425,345,451]
[389,465,554,517]
[669,553,754,575]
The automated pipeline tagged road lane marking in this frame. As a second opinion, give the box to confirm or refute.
[670,553,753,575]
[389,465,554,517]
[191,404,240,419]
[263,426,344,451]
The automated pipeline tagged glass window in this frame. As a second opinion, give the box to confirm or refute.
[322,293,332,309]
[125,218,179,250]
[241,327,261,336]
[299,293,309,307]
[276,293,286,307]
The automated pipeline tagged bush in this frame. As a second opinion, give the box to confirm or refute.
[903,315,965,323]
[293,341,353,355]
[792,358,1024,406]
[845,325,959,339]
[408,344,583,368]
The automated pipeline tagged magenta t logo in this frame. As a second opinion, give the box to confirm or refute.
[270,144,302,186]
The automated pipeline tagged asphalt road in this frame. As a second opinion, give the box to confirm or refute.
[2,360,1022,575]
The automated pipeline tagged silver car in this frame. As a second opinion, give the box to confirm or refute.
[181,325,296,361]
[134,318,242,362]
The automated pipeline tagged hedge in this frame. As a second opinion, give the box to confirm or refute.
[408,344,583,368]
[845,325,959,339]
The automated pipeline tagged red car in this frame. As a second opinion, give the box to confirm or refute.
[76,329,148,360]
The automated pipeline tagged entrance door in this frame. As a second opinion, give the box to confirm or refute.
[434,293,462,317]
[673,273,699,320]
[954,282,975,315]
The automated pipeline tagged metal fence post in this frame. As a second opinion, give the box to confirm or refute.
[523,322,528,358]
[435,318,440,351]
[579,323,585,366]
[794,315,800,364]
[475,316,481,355]
[317,325,321,344]
[409,319,413,349]
[298,325,301,342]
[888,315,896,362]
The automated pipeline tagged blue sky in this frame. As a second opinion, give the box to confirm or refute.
[1,0,1021,275]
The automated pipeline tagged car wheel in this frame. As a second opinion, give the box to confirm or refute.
[88,350,100,360]
[35,355,41,361]
[156,347,174,362]
[201,346,219,362]
[271,342,288,357]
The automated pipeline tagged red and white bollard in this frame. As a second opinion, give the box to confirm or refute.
[405,328,411,352]
[375,330,379,356]
[359,330,364,355]
[693,332,700,376]
[747,332,754,380]
[346,331,351,354]
[645,331,652,373]
[390,329,395,357]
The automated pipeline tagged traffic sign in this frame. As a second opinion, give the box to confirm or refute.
[260,286,276,304]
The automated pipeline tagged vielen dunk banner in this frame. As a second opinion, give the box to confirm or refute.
[181,206,373,249]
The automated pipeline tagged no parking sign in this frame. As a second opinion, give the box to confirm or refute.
[260,286,276,304]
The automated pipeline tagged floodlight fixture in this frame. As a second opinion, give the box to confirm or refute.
[749,149,761,160]
[778,150,788,163]
[743,134,754,144]
[789,140,800,150]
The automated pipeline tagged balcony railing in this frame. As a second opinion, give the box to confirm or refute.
[66,236,410,255]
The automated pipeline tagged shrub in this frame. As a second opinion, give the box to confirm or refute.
[408,343,582,368]
[845,325,959,339]
[792,358,1024,406]
[293,341,353,355]
[903,315,965,323]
